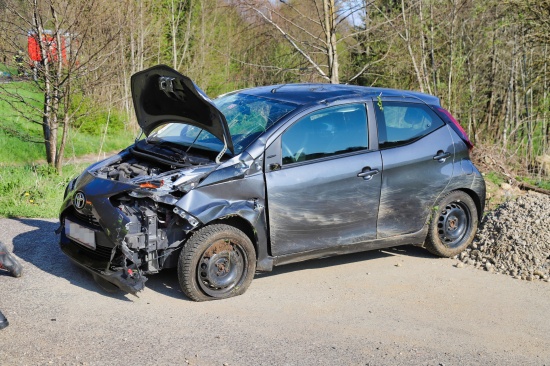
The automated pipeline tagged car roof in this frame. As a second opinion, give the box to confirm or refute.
[235,83,441,107]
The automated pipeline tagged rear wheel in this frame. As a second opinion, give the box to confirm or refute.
[178,224,256,301]
[425,191,478,257]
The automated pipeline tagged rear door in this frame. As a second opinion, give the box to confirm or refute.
[264,103,382,256]
[374,100,455,238]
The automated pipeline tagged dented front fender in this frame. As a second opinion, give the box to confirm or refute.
[175,172,272,271]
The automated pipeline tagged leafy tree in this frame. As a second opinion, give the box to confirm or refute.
[0,0,121,173]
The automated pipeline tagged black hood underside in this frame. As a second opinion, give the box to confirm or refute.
[131,65,234,154]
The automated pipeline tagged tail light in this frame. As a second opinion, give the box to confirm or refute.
[434,106,474,151]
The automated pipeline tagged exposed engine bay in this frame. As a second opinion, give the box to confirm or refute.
[99,160,162,182]
[60,140,221,294]
[94,139,214,182]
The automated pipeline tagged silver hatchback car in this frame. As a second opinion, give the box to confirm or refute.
[59,65,485,301]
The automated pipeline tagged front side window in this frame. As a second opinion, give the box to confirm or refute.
[375,102,444,149]
[281,104,368,165]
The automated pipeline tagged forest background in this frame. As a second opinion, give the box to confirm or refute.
[0,0,548,217]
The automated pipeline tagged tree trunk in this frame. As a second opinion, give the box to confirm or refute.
[418,0,431,95]
[324,0,339,83]
[178,0,193,71]
[429,2,437,95]
[504,42,515,148]
[447,0,457,110]
[483,22,498,138]
[401,0,424,92]
[34,0,56,165]
[544,43,548,157]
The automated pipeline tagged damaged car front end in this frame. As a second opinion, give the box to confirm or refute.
[59,152,212,294]
[59,65,295,296]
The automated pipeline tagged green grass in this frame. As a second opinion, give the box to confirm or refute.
[0,63,17,76]
[0,81,45,162]
[0,163,90,218]
[0,79,135,218]
[57,129,133,160]
[517,176,550,190]
[484,171,506,186]
[0,80,134,165]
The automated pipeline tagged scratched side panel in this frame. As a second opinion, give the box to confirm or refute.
[437,128,486,218]
[266,151,383,256]
[377,126,455,238]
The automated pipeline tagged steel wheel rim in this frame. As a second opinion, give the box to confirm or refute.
[437,201,470,248]
[197,239,247,296]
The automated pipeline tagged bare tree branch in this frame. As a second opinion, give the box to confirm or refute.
[248,5,330,81]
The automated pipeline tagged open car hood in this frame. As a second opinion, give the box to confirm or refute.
[131,65,234,154]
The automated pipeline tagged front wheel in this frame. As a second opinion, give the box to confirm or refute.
[425,191,478,257]
[178,224,256,301]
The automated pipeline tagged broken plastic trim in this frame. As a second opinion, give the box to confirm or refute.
[94,268,147,295]
[60,238,147,296]
[173,207,200,228]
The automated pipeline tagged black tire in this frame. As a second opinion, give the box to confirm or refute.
[178,224,256,301]
[425,191,478,257]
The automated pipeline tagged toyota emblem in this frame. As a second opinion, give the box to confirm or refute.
[74,192,86,209]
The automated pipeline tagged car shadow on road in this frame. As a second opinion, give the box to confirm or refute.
[9,217,439,302]
[255,244,437,279]
[143,268,190,300]
[144,246,439,300]
[382,244,438,259]
[11,218,132,302]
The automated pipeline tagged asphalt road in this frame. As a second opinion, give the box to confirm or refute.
[0,217,549,365]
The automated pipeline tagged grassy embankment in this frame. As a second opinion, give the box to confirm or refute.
[0,80,133,218]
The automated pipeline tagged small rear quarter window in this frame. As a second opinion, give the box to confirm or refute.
[375,102,444,149]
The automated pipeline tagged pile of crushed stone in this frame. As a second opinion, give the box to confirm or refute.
[456,191,550,281]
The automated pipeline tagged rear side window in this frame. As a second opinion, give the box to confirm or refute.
[281,104,368,164]
[375,102,444,149]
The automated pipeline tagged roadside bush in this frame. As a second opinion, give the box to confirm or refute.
[70,94,126,135]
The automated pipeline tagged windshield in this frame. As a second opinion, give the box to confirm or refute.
[147,93,297,155]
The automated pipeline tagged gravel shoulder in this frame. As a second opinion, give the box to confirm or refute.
[1,217,549,365]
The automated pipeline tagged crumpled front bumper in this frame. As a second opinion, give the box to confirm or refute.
[59,164,149,295]
[60,231,147,295]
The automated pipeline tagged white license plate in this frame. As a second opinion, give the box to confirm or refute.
[65,219,96,250]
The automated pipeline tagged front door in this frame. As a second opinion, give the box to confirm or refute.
[265,103,382,256]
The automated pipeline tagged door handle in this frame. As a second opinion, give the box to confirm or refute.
[433,151,451,163]
[357,167,379,181]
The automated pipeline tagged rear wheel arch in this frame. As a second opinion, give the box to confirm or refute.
[455,188,484,222]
